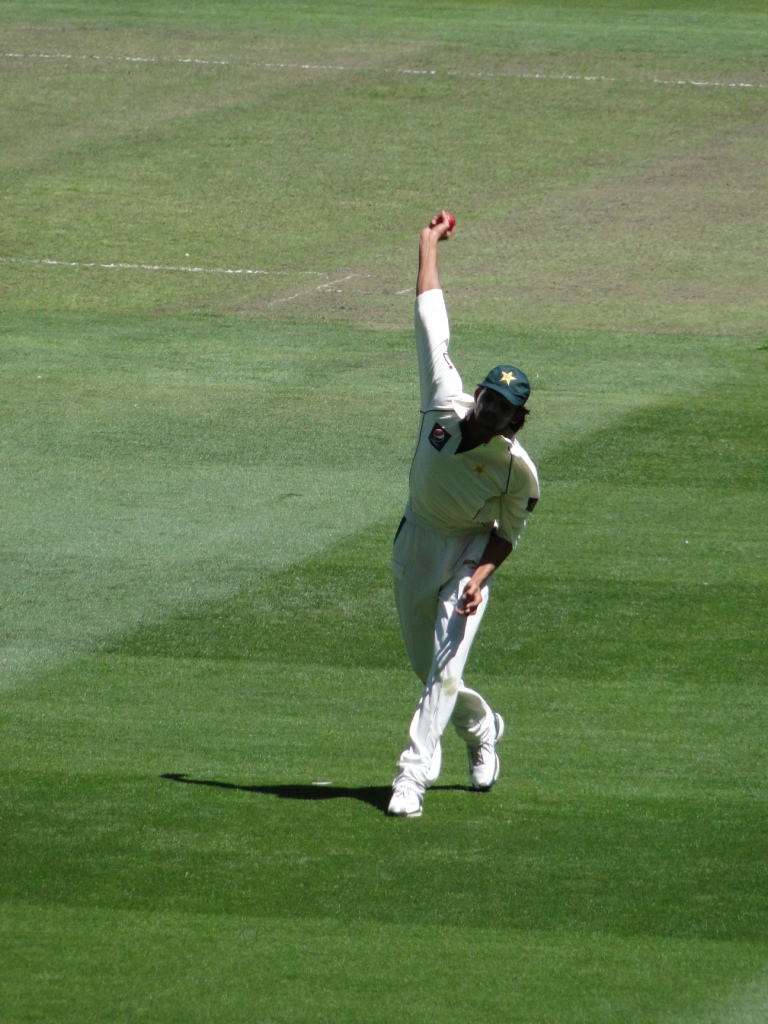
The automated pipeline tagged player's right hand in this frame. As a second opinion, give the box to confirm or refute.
[429,210,456,241]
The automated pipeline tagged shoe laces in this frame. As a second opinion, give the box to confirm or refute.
[468,741,493,767]
[393,782,418,800]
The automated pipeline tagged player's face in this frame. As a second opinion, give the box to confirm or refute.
[473,387,517,435]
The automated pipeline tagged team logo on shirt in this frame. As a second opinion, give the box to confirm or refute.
[428,423,452,451]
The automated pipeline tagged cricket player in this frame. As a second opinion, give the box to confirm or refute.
[387,210,540,818]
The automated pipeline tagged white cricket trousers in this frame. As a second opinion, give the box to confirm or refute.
[392,513,498,792]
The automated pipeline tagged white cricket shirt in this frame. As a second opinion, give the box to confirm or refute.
[406,289,539,547]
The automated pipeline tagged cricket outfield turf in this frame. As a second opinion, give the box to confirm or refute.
[1,2,766,1021]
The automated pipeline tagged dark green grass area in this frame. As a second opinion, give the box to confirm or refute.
[2,911,766,1024]
[2,312,766,1020]
[3,743,768,942]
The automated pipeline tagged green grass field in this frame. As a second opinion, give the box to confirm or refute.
[1,2,766,1021]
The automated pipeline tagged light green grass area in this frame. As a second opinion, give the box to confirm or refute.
[1,2,767,1022]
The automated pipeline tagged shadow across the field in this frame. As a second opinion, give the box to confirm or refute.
[162,772,472,813]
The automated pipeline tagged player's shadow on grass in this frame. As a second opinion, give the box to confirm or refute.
[162,772,470,813]
[162,772,391,811]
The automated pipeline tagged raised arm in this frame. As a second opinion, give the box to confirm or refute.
[416,210,455,295]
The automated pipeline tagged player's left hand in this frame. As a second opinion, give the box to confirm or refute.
[457,580,482,616]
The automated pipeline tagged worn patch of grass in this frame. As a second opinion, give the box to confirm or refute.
[2,3,767,333]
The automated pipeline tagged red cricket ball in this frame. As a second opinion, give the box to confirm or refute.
[446,213,456,230]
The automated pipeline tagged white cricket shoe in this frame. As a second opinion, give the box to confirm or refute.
[468,712,505,791]
[387,782,423,818]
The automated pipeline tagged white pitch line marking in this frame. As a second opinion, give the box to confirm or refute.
[0,255,331,277]
[2,52,765,91]
[268,272,371,306]
[317,273,359,291]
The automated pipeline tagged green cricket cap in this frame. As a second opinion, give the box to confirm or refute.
[478,365,530,407]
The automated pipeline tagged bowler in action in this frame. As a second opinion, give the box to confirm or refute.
[388,210,540,818]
